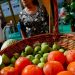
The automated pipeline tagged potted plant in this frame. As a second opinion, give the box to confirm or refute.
[62,0,75,32]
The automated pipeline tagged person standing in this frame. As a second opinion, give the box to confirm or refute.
[19,0,49,38]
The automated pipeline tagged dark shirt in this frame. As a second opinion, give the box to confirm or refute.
[19,6,49,37]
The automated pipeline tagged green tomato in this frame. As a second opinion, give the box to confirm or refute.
[33,42,41,47]
[13,53,20,59]
[38,51,43,56]
[32,58,40,65]
[25,45,33,55]
[35,54,41,59]
[21,51,26,57]
[43,53,49,59]
[52,42,60,50]
[64,51,68,56]
[41,42,49,47]
[38,62,45,68]
[11,56,16,64]
[34,46,41,54]
[41,45,50,53]
[40,57,47,63]
[26,55,34,61]
[2,54,10,64]
[59,48,65,53]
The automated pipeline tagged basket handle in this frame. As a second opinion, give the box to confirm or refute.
[54,0,59,33]
[50,0,59,34]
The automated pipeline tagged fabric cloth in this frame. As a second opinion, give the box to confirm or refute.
[19,6,49,37]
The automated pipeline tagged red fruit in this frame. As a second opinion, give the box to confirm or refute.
[57,71,73,75]
[15,57,32,75]
[43,61,64,75]
[22,65,44,75]
[67,62,75,75]
[65,50,75,64]
[48,51,66,64]
[0,66,16,75]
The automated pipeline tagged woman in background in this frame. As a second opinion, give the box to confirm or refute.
[19,0,49,38]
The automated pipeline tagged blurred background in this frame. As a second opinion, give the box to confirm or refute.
[0,0,50,41]
[0,0,75,41]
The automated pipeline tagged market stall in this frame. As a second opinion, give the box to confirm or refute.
[0,0,75,75]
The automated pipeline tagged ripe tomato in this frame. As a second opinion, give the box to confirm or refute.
[65,50,75,64]
[67,62,75,75]
[57,71,73,75]
[22,65,44,75]
[0,66,16,75]
[15,57,32,75]
[43,61,64,75]
[47,51,66,64]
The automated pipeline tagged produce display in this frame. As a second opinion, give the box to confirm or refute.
[0,42,75,75]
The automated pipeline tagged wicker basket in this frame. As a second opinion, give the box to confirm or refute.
[0,0,75,58]
[0,34,55,57]
[58,34,75,50]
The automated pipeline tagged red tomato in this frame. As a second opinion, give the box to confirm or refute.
[67,62,75,75]
[15,57,32,75]
[43,61,64,75]
[57,71,73,75]
[0,66,16,75]
[47,51,66,64]
[22,65,44,75]
[65,50,75,64]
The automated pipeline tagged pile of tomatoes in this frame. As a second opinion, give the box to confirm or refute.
[1,47,75,75]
